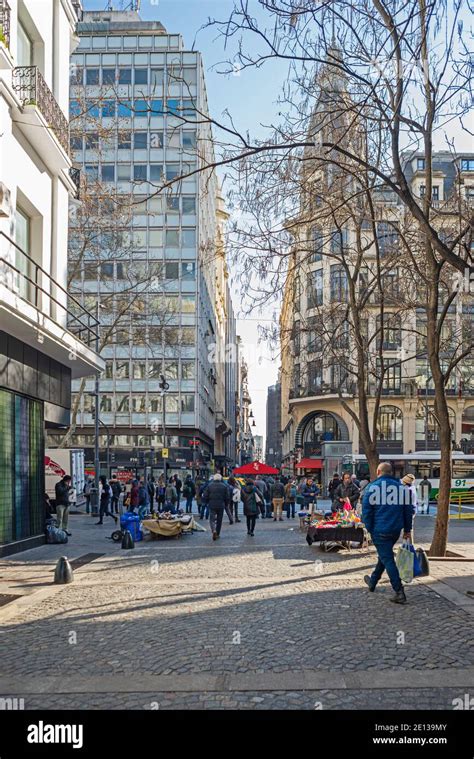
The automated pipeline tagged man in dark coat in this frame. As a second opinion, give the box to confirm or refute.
[202,473,230,540]
[333,472,360,511]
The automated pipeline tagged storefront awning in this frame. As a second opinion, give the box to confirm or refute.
[297,458,323,469]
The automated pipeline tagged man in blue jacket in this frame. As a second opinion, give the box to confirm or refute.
[362,462,413,605]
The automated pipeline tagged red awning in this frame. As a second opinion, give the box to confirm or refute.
[297,458,323,469]
[233,461,280,475]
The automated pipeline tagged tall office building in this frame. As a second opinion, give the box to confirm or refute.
[51,8,238,478]
[0,0,103,555]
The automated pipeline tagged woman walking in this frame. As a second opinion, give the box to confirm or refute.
[228,476,242,523]
[241,479,260,536]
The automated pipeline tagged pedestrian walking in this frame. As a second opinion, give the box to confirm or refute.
[83,477,93,514]
[270,477,286,521]
[95,475,118,525]
[228,476,242,522]
[362,462,414,604]
[110,476,122,514]
[183,475,196,513]
[418,476,432,514]
[241,479,260,536]
[333,472,360,511]
[202,473,230,540]
[55,475,73,536]
[284,479,298,519]
[255,475,268,519]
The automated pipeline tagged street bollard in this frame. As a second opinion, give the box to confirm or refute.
[121,529,135,550]
[54,556,74,584]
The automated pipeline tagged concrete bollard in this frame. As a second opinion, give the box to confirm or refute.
[54,556,74,584]
[121,529,135,550]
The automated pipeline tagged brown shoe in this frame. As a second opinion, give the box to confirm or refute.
[212,531,217,541]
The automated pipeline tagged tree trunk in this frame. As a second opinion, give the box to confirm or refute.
[429,393,452,556]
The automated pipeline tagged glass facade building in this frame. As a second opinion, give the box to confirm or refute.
[66,11,227,476]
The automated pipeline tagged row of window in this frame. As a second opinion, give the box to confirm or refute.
[417,157,474,172]
[83,161,195,184]
[77,35,183,51]
[89,296,196,317]
[84,325,197,346]
[305,223,399,263]
[83,163,196,185]
[71,98,196,120]
[79,394,196,414]
[72,66,197,87]
[69,434,192,448]
[72,129,197,151]
[103,359,195,381]
[78,261,196,281]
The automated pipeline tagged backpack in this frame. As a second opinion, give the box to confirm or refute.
[290,485,297,499]
[183,484,191,497]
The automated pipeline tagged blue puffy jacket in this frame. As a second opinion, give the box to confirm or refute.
[362,476,414,536]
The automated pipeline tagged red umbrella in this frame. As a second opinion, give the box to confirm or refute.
[233,461,280,475]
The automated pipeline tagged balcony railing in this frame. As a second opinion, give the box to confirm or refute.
[0,231,98,349]
[12,66,70,156]
[0,0,10,49]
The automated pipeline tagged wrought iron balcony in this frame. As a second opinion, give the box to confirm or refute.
[0,230,98,349]
[0,0,10,49]
[12,66,70,156]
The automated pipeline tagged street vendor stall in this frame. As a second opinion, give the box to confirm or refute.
[142,513,205,539]
[303,508,369,551]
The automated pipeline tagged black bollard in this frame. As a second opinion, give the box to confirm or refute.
[121,529,135,549]
[54,556,74,584]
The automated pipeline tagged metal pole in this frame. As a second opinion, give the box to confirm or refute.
[425,376,429,452]
[93,302,100,515]
[162,390,167,483]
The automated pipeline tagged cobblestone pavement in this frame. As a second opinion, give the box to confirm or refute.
[1,511,474,709]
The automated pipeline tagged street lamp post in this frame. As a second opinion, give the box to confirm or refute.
[159,374,169,483]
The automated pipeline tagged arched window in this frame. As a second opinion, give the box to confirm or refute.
[378,405,403,441]
[416,406,455,443]
[303,412,342,445]
[461,406,474,442]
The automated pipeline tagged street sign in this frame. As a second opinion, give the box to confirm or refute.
[162,448,169,458]
[189,439,200,446]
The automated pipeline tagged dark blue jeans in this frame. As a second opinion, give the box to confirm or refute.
[370,532,403,592]
[185,496,193,513]
[198,502,209,519]
[285,501,296,518]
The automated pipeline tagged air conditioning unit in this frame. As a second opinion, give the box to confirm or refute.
[0,183,11,217]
